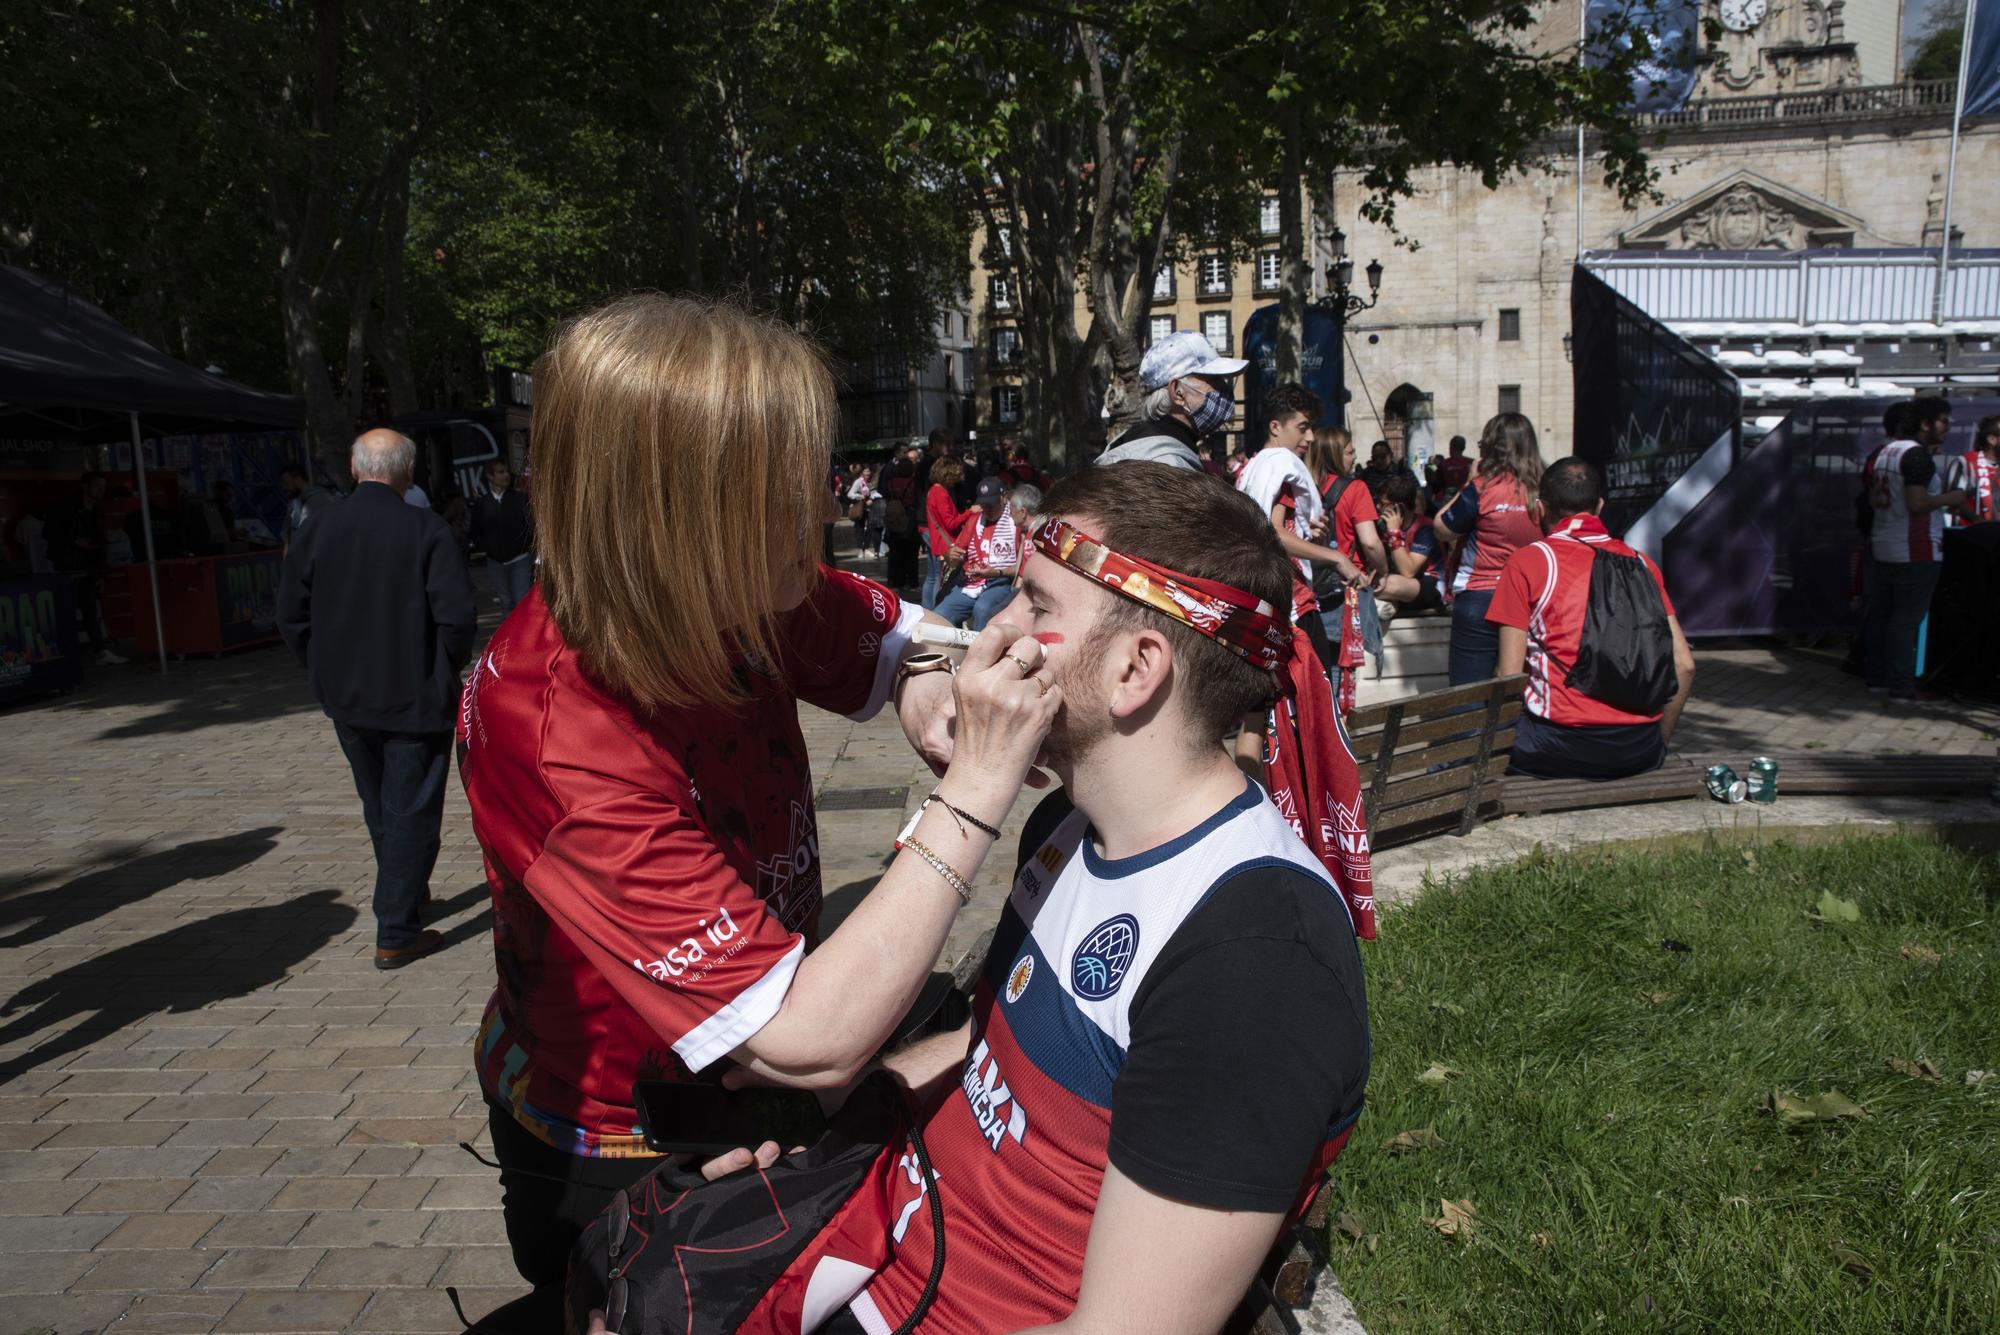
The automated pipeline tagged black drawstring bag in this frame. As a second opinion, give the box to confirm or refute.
[1564,549,1678,716]
[562,1072,942,1335]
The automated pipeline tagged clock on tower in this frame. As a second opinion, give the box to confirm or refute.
[1720,0,1768,34]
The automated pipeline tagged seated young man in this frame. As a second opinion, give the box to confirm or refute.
[831,463,1372,1334]
[1487,458,1697,781]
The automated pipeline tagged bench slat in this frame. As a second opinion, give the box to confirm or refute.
[1374,782,1505,842]
[1373,759,1489,812]
[1382,728,1518,779]
[1348,674,1525,733]
[1350,699,1523,761]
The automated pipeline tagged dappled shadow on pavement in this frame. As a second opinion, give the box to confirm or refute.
[1671,644,2000,760]
[0,826,283,950]
[0,887,357,1083]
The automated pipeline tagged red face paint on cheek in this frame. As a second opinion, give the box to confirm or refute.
[1032,632,1065,646]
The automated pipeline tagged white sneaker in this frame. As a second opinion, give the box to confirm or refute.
[96,648,129,666]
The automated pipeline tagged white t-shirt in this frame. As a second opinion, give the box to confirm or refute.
[1236,446,1321,578]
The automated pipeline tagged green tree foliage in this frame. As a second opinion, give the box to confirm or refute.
[0,0,967,474]
[1907,1,1966,82]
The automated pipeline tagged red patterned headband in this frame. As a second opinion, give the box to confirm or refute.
[1029,516,1291,673]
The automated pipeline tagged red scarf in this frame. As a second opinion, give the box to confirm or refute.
[1029,518,1377,939]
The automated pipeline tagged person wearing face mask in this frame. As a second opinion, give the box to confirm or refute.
[1097,330,1247,470]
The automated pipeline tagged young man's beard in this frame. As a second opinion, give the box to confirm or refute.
[1038,624,1115,773]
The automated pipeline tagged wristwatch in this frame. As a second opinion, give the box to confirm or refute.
[896,652,956,688]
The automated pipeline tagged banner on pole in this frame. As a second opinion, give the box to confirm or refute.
[1967,0,2000,117]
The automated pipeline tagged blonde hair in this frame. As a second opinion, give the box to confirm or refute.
[532,294,834,711]
[1306,425,1353,481]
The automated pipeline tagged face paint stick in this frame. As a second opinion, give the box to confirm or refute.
[912,623,978,649]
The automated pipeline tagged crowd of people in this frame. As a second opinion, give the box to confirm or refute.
[179,295,1996,1335]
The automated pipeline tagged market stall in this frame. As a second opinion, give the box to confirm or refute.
[0,264,302,677]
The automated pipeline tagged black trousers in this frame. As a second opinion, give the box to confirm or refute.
[332,724,449,948]
[478,1102,658,1333]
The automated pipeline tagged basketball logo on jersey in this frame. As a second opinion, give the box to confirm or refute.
[1005,954,1034,1003]
[1071,914,1139,1000]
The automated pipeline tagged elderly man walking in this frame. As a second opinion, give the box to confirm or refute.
[278,429,477,968]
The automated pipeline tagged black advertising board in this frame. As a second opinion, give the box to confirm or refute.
[0,573,80,705]
[1571,265,1741,538]
[211,551,281,648]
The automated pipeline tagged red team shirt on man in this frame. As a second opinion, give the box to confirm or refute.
[457,571,916,1157]
[1485,513,1677,728]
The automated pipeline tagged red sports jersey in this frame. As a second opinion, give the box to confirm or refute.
[953,509,1020,594]
[1439,472,1540,594]
[1485,514,1677,727]
[459,571,916,1157]
[1965,450,1998,523]
[1321,473,1380,568]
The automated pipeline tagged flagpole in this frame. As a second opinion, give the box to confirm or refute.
[1934,0,1979,324]
[1576,0,1587,259]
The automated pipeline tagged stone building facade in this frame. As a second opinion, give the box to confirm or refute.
[968,0,1997,462]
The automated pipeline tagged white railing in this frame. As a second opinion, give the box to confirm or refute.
[1581,250,2000,325]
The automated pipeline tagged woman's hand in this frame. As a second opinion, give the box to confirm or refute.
[698,1139,789,1181]
[944,624,1061,813]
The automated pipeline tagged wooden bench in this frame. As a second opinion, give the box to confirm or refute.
[1501,750,1997,816]
[1347,675,1526,851]
[1226,1193,1361,1335]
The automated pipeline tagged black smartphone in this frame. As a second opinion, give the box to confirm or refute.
[632,1080,829,1157]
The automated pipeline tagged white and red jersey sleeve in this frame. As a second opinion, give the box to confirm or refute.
[774,567,920,720]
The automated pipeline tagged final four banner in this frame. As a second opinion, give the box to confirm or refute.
[1585,0,1700,114]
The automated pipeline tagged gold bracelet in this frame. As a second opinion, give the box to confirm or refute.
[901,837,974,905]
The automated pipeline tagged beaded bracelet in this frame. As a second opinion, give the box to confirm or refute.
[927,791,1003,840]
[901,837,974,905]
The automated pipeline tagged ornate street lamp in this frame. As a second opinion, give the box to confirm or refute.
[1312,226,1383,421]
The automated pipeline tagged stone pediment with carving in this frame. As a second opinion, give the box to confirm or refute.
[1617,170,1879,250]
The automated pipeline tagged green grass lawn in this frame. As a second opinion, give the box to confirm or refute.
[1332,833,1999,1332]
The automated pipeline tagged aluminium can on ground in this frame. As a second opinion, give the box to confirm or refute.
[1705,764,1747,804]
[1747,756,1779,804]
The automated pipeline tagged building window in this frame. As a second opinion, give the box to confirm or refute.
[1260,196,1281,236]
[1153,264,1176,301]
[994,385,1022,425]
[1148,315,1175,346]
[1256,250,1282,292]
[1498,308,1521,342]
[991,326,1020,365]
[1202,311,1232,353]
[872,354,902,392]
[996,228,1012,258]
[1198,254,1230,297]
[989,276,1012,311]
[1498,384,1522,416]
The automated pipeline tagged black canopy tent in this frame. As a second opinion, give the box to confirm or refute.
[0,264,303,672]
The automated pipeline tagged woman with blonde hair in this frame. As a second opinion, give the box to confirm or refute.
[455,294,1060,1328]
[1434,410,1546,683]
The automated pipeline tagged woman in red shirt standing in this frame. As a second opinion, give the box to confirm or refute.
[922,456,967,608]
[456,295,1061,1329]
[1434,412,1545,684]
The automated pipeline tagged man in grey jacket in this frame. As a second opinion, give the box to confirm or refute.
[1096,331,1246,470]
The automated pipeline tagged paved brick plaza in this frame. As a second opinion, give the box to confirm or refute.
[2,561,1995,1333]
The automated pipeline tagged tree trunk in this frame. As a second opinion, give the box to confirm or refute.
[374,154,420,416]
[1275,102,1306,384]
[280,269,354,481]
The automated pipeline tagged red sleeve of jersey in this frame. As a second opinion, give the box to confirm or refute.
[774,568,910,719]
[1642,553,1677,618]
[1484,546,1541,628]
[523,789,805,1074]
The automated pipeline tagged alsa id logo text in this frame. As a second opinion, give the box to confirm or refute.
[633,907,742,982]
